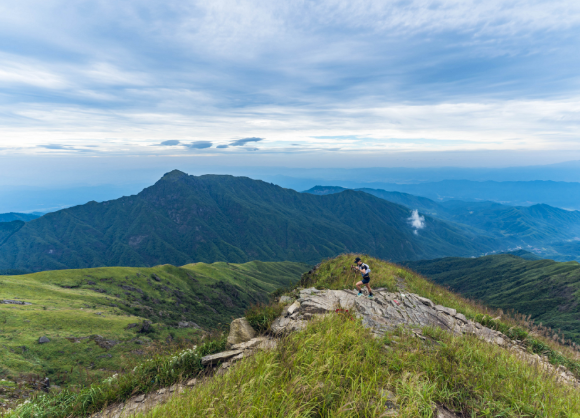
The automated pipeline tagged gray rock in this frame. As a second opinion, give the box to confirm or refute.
[201,350,243,366]
[454,313,468,323]
[270,317,292,335]
[178,321,202,329]
[286,301,301,316]
[2,300,32,305]
[38,336,50,344]
[279,295,293,304]
[434,305,457,317]
[226,318,256,349]
[231,337,268,351]
[415,296,435,308]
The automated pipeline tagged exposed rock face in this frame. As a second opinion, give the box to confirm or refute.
[269,288,509,345]
[226,317,256,349]
[38,336,50,344]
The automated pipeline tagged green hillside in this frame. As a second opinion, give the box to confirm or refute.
[0,260,306,388]
[404,253,580,342]
[0,171,498,273]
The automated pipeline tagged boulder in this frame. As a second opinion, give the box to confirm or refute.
[226,318,256,349]
[201,349,243,366]
[38,336,50,344]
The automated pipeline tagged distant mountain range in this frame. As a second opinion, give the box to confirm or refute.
[305,186,580,261]
[403,252,580,343]
[0,170,500,273]
[0,212,41,223]
[303,180,580,210]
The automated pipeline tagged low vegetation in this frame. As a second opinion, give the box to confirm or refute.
[0,261,306,389]
[137,314,580,417]
[5,254,580,417]
[4,335,227,418]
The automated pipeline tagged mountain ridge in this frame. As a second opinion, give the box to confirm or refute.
[0,171,498,272]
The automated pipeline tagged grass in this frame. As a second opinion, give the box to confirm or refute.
[3,335,227,418]
[300,254,580,376]
[0,261,306,389]
[7,253,580,417]
[299,254,397,292]
[136,314,580,418]
[245,304,284,333]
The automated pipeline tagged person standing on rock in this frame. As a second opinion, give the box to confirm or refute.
[353,257,374,298]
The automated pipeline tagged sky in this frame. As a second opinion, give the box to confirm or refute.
[1,0,580,182]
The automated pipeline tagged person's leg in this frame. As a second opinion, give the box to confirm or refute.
[356,281,363,294]
[365,283,373,295]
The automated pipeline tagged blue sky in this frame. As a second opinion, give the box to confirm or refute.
[1,0,580,169]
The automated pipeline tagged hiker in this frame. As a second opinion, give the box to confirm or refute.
[353,257,374,298]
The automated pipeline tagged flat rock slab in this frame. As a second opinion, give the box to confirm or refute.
[1,300,31,305]
[274,289,506,345]
[201,350,243,366]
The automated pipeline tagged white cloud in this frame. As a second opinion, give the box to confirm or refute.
[408,210,426,235]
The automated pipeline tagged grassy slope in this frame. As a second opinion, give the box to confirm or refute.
[0,261,307,387]
[10,254,580,418]
[403,254,580,342]
[136,255,580,418]
[0,171,498,273]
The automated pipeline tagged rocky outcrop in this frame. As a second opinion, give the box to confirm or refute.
[272,287,503,343]
[225,317,256,349]
[271,287,579,386]
[1,300,31,305]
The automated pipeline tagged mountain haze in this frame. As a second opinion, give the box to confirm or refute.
[0,171,497,272]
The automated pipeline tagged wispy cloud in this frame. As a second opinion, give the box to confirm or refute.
[186,141,213,149]
[0,0,578,162]
[230,137,263,147]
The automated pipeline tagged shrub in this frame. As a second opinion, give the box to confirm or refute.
[245,303,283,333]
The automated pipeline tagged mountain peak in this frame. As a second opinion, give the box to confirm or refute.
[160,169,188,181]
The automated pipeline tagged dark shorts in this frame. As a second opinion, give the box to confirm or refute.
[362,275,370,284]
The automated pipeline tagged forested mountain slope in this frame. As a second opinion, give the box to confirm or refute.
[305,185,580,258]
[0,171,497,272]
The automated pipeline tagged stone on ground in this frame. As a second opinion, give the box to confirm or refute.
[226,317,257,349]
